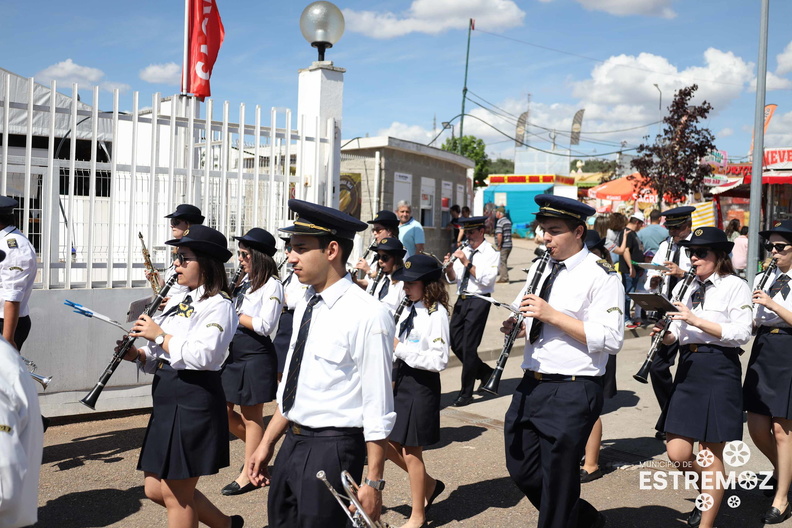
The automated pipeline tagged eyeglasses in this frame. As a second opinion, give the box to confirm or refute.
[377,253,393,263]
[372,227,385,234]
[666,225,684,231]
[170,219,186,227]
[284,245,292,252]
[237,250,251,259]
[685,247,710,259]
[174,252,197,263]
[766,242,791,253]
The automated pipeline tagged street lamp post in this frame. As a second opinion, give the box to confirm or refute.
[441,121,455,140]
[653,84,662,111]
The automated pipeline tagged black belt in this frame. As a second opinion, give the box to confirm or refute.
[288,422,363,437]
[459,292,491,300]
[684,344,743,354]
[525,370,601,382]
[758,326,792,336]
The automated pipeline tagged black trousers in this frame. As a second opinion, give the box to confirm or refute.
[449,296,492,397]
[505,373,603,528]
[0,315,31,351]
[268,427,365,528]
[648,341,679,411]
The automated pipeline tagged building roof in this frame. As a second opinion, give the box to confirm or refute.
[341,136,475,169]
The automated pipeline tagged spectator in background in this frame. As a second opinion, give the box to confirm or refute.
[638,209,669,261]
[725,218,741,242]
[457,206,471,247]
[607,213,627,265]
[731,226,749,277]
[446,205,462,252]
[483,203,497,236]
[397,201,425,256]
[494,207,513,283]
[613,212,644,328]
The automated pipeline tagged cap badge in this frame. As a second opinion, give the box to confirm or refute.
[405,261,412,269]
[775,221,782,227]
[694,229,703,236]
[381,238,389,244]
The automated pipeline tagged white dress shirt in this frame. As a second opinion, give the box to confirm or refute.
[668,273,753,347]
[282,268,309,311]
[448,240,499,295]
[277,274,396,442]
[394,301,450,373]
[0,338,43,528]
[0,227,36,319]
[514,247,625,376]
[753,268,792,328]
[367,273,406,315]
[238,276,284,336]
[139,285,238,373]
[643,234,692,295]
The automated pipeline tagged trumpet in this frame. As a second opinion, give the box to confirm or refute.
[139,232,161,295]
[481,251,550,395]
[316,470,391,528]
[22,355,52,390]
[634,266,697,383]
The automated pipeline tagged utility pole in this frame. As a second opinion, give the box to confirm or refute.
[458,18,473,153]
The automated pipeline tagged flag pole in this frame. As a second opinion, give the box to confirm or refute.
[181,0,190,95]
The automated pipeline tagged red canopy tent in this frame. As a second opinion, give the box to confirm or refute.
[587,173,653,201]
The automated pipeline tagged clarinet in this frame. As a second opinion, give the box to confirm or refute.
[229,266,245,298]
[753,257,779,316]
[369,268,385,296]
[662,236,674,297]
[634,266,698,383]
[443,239,470,270]
[481,251,551,395]
[80,274,178,410]
[394,296,412,324]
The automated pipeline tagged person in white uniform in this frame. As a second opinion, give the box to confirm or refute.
[366,237,407,315]
[0,197,37,352]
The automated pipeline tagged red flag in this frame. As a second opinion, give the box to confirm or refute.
[470,19,475,30]
[183,0,225,99]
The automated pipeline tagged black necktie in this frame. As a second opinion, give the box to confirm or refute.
[282,294,321,414]
[691,280,711,309]
[235,280,250,312]
[284,270,293,286]
[378,276,390,301]
[162,294,193,318]
[668,246,680,296]
[529,262,565,344]
[399,304,417,340]
[460,249,478,292]
[770,274,791,300]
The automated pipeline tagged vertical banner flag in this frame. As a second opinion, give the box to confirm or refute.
[184,0,225,99]
[570,109,585,145]
[515,111,528,147]
[748,103,777,159]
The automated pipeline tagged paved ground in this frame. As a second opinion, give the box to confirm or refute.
[35,237,777,527]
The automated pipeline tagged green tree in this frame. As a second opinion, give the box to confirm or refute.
[487,157,515,176]
[441,135,491,186]
[631,84,716,205]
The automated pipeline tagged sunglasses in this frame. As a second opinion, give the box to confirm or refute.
[765,242,791,253]
[238,250,251,259]
[170,219,186,227]
[377,253,393,263]
[174,252,197,263]
[685,247,710,259]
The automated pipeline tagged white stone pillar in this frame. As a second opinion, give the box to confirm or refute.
[297,62,345,206]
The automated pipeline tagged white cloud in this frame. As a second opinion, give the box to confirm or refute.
[376,122,436,144]
[344,0,524,39]
[776,41,792,75]
[36,59,104,86]
[764,110,792,148]
[575,0,676,18]
[749,71,792,92]
[100,82,131,93]
[718,128,734,137]
[140,63,181,85]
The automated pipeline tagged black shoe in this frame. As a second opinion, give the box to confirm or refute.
[452,396,473,407]
[230,514,245,528]
[580,468,603,483]
[762,502,791,524]
[425,480,445,513]
[221,481,258,496]
[687,506,702,527]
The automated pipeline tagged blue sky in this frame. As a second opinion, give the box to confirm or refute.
[3,0,792,165]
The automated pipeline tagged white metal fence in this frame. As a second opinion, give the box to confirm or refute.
[0,73,334,288]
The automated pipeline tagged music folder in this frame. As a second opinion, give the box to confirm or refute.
[628,293,678,313]
[127,296,154,322]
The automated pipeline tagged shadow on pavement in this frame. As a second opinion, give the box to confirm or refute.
[602,389,641,415]
[388,476,523,524]
[36,485,146,527]
[43,427,146,470]
[599,504,686,527]
[426,425,488,452]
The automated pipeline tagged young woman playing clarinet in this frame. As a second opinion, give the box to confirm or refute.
[367,237,407,315]
[221,228,283,496]
[744,220,792,524]
[387,254,449,528]
[653,227,752,528]
[121,225,244,528]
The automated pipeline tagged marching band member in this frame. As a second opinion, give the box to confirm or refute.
[121,225,243,528]
[744,220,792,524]
[367,237,407,314]
[354,210,401,289]
[502,195,623,528]
[249,200,395,528]
[443,216,499,407]
[643,206,694,437]
[654,227,752,528]
[0,197,37,352]
[221,228,283,496]
[149,204,205,296]
[272,239,308,379]
[387,254,449,528]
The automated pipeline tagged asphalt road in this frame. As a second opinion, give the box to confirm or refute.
[34,237,777,527]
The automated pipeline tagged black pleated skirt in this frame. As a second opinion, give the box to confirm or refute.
[744,328,792,419]
[602,354,617,400]
[221,327,277,406]
[138,363,229,479]
[656,344,743,443]
[390,361,441,447]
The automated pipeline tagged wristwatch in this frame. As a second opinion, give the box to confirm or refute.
[154,332,167,346]
[364,477,386,491]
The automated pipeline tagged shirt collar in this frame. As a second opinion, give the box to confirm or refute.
[552,245,589,271]
[188,284,206,300]
[308,273,354,309]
